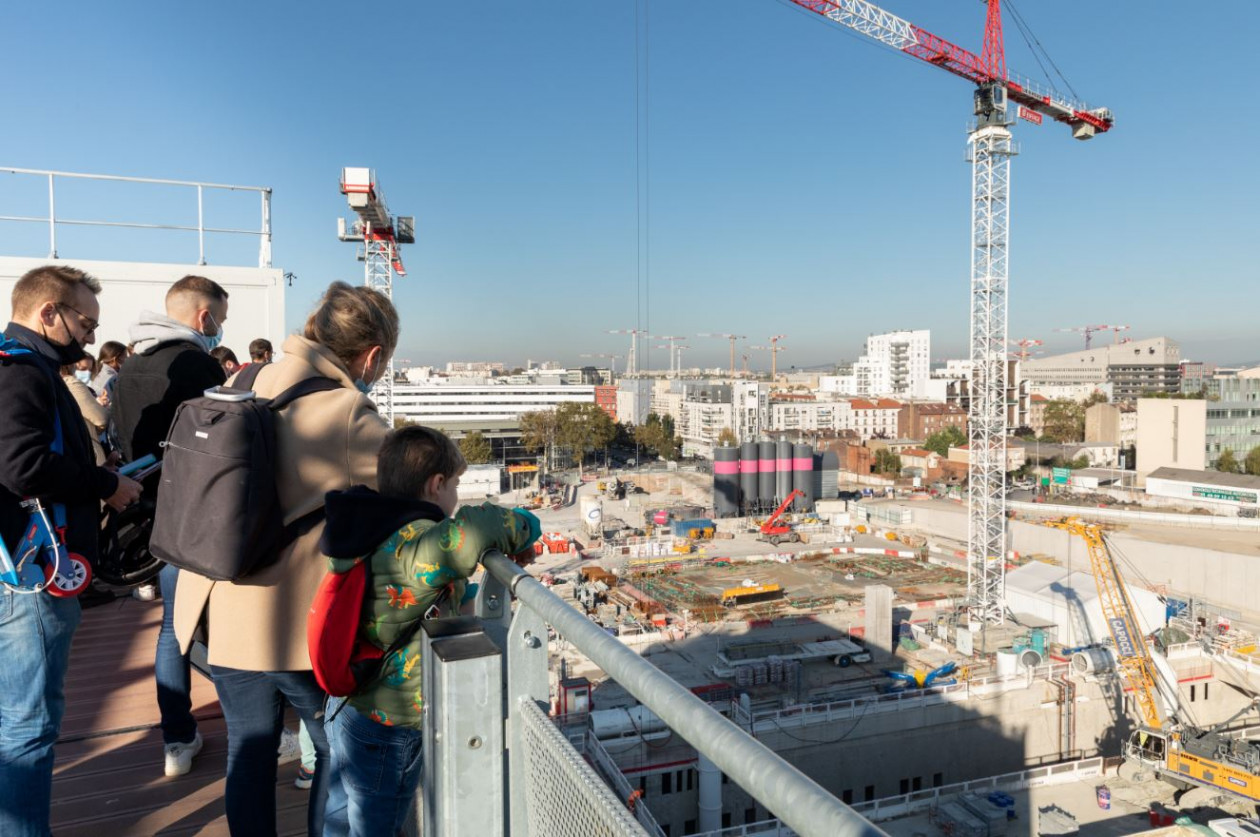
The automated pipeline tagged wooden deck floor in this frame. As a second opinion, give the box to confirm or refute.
[52,597,311,836]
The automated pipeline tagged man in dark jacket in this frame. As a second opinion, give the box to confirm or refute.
[112,274,228,778]
[0,264,143,836]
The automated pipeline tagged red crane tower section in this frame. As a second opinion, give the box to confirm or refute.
[789,0,1113,137]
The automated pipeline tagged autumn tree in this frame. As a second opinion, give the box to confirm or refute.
[1216,447,1241,474]
[1246,447,1260,477]
[1042,399,1085,443]
[458,431,493,465]
[716,427,738,448]
[519,410,560,471]
[634,413,681,461]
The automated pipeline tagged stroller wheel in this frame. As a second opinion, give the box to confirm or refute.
[45,553,92,597]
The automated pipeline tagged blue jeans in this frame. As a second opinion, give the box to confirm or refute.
[156,564,197,745]
[323,700,424,837]
[211,667,330,837]
[0,590,81,837]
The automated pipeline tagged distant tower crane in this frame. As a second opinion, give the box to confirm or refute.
[782,0,1113,626]
[749,335,787,379]
[1055,324,1114,351]
[697,332,748,378]
[1106,324,1131,344]
[580,353,623,375]
[338,168,415,425]
[605,329,646,376]
[1008,338,1043,363]
[651,336,687,377]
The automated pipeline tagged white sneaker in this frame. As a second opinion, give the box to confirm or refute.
[164,732,203,777]
[277,727,302,765]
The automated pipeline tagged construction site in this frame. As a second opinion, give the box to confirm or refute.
[518,457,1260,837]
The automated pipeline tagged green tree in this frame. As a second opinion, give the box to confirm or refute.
[554,402,616,474]
[1042,399,1085,443]
[633,413,681,461]
[1245,447,1260,477]
[924,426,966,457]
[458,431,493,465]
[873,448,901,476]
[1216,447,1241,474]
[1083,390,1109,408]
[716,427,738,448]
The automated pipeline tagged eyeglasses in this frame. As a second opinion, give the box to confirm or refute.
[58,303,99,335]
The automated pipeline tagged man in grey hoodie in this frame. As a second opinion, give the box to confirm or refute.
[113,275,228,778]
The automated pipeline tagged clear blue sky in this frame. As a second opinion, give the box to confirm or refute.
[2,1,1257,370]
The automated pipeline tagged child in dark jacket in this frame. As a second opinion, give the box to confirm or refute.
[320,425,539,837]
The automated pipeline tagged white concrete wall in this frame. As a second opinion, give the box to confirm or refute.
[1135,399,1207,483]
[0,256,285,358]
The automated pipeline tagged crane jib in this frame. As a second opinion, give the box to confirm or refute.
[786,0,1113,133]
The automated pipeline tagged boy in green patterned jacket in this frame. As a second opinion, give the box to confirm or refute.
[320,425,539,837]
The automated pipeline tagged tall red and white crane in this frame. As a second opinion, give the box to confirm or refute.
[782,0,1113,625]
[338,168,415,425]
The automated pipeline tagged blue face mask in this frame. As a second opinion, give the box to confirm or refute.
[74,369,92,384]
[354,354,376,395]
[203,311,224,352]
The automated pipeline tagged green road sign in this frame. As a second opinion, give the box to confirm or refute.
[1052,467,1071,485]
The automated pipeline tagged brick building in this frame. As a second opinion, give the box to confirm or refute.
[897,402,968,440]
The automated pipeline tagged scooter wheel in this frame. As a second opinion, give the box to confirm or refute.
[45,553,92,597]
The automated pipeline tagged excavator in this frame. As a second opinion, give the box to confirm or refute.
[1048,518,1260,803]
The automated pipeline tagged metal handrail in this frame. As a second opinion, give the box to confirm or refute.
[0,166,273,267]
[482,551,887,837]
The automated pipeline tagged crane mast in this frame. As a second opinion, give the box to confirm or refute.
[338,167,414,426]
[782,0,1112,626]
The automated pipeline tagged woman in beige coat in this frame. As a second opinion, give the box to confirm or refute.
[174,282,397,837]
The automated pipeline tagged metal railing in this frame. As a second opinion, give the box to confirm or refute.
[0,166,273,267]
[421,550,887,837]
[1009,500,1260,530]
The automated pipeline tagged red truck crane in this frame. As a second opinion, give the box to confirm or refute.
[759,489,804,545]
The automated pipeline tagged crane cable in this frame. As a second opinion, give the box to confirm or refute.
[1003,0,1081,101]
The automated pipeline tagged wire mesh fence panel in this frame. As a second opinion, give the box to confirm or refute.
[519,700,651,837]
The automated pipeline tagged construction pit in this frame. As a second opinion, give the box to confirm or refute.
[618,553,966,624]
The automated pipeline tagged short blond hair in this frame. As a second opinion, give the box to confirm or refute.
[11,264,101,318]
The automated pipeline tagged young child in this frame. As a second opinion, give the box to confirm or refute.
[319,425,539,837]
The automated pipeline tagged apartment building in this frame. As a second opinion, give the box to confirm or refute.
[1022,337,1181,402]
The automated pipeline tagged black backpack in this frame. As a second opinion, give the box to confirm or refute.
[149,363,340,582]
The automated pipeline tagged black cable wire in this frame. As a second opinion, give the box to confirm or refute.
[765,688,873,744]
[1003,0,1055,92]
[1005,0,1080,101]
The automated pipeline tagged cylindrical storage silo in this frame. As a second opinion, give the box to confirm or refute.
[739,442,759,512]
[757,441,776,510]
[713,446,740,518]
[775,440,792,505]
[793,443,814,511]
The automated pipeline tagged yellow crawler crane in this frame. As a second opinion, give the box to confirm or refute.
[1048,518,1260,802]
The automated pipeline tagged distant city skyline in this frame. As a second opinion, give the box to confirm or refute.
[1,2,1256,369]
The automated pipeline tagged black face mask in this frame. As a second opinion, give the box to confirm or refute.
[44,310,88,366]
